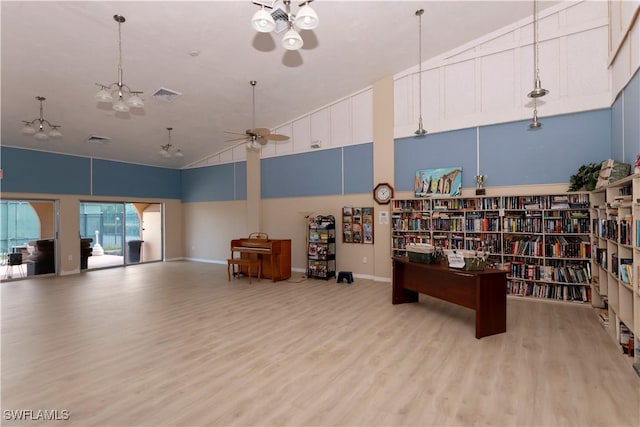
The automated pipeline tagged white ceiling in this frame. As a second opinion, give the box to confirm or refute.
[1,1,559,169]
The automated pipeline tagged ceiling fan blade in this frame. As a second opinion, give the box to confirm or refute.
[224,130,248,136]
[225,136,250,143]
[252,128,271,136]
[257,136,268,145]
[264,133,290,141]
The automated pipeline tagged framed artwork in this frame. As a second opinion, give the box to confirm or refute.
[343,206,374,244]
[414,167,462,197]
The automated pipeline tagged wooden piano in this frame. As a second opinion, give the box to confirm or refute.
[230,233,291,282]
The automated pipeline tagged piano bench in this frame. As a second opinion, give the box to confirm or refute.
[227,258,261,284]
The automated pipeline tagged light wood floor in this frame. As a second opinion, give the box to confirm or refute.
[2,261,639,427]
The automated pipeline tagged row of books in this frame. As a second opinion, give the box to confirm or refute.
[508,281,590,302]
[392,195,590,212]
[503,194,589,210]
[502,217,544,233]
[504,236,590,258]
[465,217,500,232]
[509,262,591,284]
[391,217,429,232]
[432,197,501,211]
[392,235,431,249]
[543,217,590,234]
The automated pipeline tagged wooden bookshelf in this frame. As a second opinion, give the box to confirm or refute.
[589,174,639,375]
[391,192,592,304]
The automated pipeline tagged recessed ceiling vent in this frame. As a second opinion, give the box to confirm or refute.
[271,4,289,34]
[86,135,112,144]
[151,87,182,102]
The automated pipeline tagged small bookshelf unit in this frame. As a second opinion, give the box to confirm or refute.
[307,215,336,280]
[589,174,639,375]
[391,192,592,304]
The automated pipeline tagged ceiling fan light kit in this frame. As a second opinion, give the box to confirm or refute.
[21,96,62,140]
[95,15,144,113]
[251,0,319,51]
[225,80,290,151]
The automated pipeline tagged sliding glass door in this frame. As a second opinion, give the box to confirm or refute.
[1,199,57,279]
[80,202,162,270]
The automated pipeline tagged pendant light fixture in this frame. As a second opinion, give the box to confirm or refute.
[21,96,62,140]
[414,8,427,136]
[95,15,144,113]
[159,127,183,158]
[251,0,319,51]
[529,99,542,130]
[527,0,548,99]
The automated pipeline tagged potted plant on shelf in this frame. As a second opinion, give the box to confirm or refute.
[569,162,601,191]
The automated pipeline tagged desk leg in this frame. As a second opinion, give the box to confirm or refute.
[391,261,419,304]
[475,275,507,338]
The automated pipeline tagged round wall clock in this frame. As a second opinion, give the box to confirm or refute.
[373,182,394,205]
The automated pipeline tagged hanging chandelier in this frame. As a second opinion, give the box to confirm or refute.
[95,15,144,113]
[251,0,319,51]
[527,0,548,99]
[21,96,62,140]
[159,127,183,158]
[414,8,427,136]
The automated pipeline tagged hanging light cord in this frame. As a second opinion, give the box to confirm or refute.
[415,9,427,135]
[533,0,539,84]
[417,9,423,127]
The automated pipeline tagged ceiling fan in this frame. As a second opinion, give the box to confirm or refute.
[225,80,290,151]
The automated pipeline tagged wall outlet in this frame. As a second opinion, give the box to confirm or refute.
[68,254,72,261]
[363,256,367,264]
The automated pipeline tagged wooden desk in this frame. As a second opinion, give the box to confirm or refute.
[392,256,507,339]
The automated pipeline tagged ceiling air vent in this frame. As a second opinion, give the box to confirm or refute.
[86,135,112,144]
[151,87,182,102]
[270,3,289,34]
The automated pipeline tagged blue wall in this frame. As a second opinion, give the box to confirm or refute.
[92,159,181,199]
[0,147,180,199]
[622,70,640,165]
[395,109,611,191]
[259,143,373,199]
[181,162,245,202]
[1,147,92,195]
[395,128,477,192]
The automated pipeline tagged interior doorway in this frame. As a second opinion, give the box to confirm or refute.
[80,202,163,270]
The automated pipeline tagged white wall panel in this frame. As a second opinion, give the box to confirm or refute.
[609,2,639,98]
[567,27,610,97]
[444,60,476,118]
[481,51,516,112]
[310,109,331,148]
[292,117,311,152]
[352,89,373,144]
[393,75,414,129]
[564,0,607,27]
[423,68,441,125]
[394,0,611,139]
[476,31,515,53]
[330,99,351,147]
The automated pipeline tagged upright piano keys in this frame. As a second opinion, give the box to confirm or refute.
[230,237,291,282]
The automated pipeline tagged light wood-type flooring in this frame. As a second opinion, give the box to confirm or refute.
[2,261,639,427]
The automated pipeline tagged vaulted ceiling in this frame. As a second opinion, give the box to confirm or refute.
[1,1,558,168]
